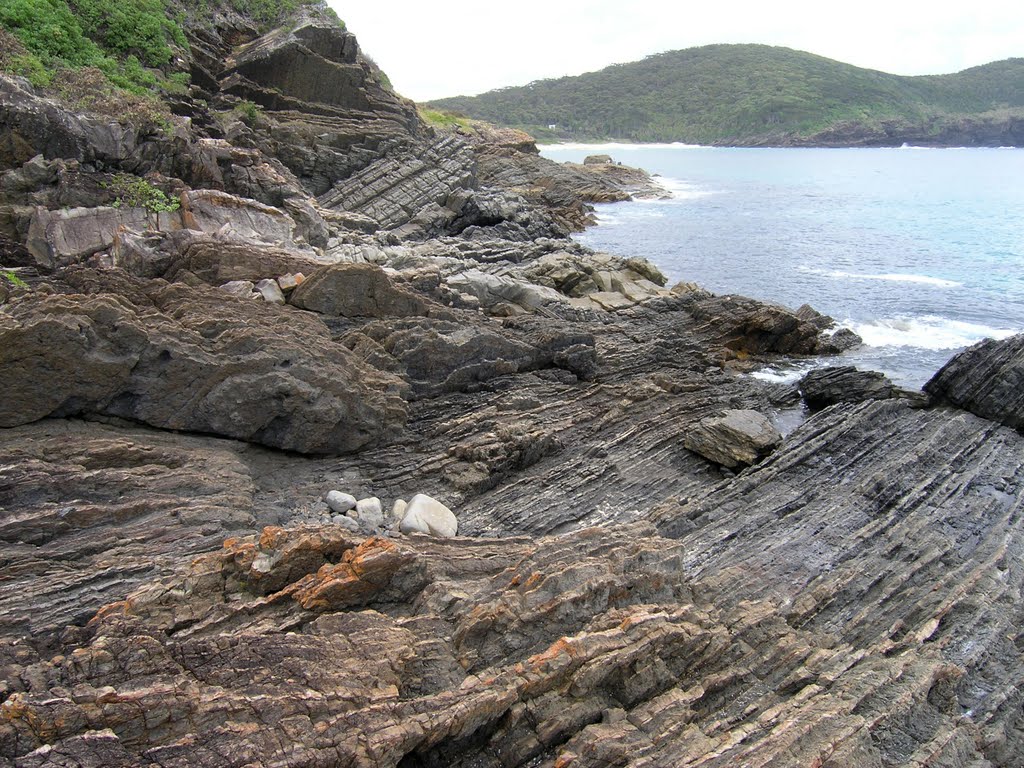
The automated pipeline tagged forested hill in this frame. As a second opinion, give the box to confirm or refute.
[428,45,1024,147]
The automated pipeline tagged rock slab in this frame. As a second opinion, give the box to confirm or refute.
[684,409,782,468]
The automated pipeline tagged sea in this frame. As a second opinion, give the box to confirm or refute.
[539,143,1024,389]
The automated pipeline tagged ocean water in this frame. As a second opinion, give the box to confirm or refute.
[540,144,1024,388]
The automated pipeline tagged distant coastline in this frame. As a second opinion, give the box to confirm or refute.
[431,44,1024,149]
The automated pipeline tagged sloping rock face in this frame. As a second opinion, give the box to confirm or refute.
[3,396,1024,767]
[0,419,258,648]
[0,269,407,453]
[925,333,1024,432]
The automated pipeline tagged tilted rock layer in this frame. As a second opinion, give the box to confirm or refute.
[1,3,1021,767]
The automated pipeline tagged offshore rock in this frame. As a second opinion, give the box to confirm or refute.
[798,365,899,411]
[686,293,861,355]
[684,408,782,467]
[925,333,1024,432]
[0,268,406,453]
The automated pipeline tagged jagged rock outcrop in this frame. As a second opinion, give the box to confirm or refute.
[460,123,669,233]
[925,333,1024,432]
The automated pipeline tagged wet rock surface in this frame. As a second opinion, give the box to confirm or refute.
[0,4,1020,767]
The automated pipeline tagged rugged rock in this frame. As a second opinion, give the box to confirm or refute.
[5,394,1024,766]
[925,333,1024,432]
[798,365,899,410]
[684,408,783,467]
[180,188,301,248]
[289,262,428,317]
[0,268,406,453]
[25,205,179,270]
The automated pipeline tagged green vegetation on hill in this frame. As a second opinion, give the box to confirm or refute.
[428,45,1024,145]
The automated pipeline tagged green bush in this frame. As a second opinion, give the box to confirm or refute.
[0,0,101,67]
[1,270,28,288]
[234,99,263,124]
[0,0,186,93]
[73,0,185,67]
[106,173,180,214]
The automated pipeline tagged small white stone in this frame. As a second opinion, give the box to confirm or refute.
[400,494,458,538]
[355,497,384,528]
[325,491,357,514]
[255,278,286,305]
[391,498,408,521]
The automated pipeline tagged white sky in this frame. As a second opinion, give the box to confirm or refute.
[328,1,1022,103]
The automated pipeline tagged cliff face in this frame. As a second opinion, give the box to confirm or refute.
[2,7,1024,768]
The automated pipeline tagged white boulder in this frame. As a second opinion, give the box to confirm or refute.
[392,498,408,522]
[255,278,286,304]
[355,497,384,528]
[400,494,458,537]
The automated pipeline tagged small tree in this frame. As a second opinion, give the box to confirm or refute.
[106,173,180,229]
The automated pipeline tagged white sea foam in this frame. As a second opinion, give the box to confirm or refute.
[803,267,962,288]
[845,315,1018,350]
[749,363,816,384]
[653,175,717,200]
[538,141,707,151]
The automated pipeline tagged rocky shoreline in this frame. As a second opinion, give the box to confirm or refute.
[2,5,1024,767]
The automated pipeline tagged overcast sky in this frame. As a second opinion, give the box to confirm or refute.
[328,1,1022,103]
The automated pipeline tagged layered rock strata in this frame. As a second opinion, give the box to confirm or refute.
[1,3,1021,767]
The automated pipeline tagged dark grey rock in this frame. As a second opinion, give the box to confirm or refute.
[684,409,782,467]
[0,269,406,454]
[925,333,1024,432]
[798,365,898,411]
